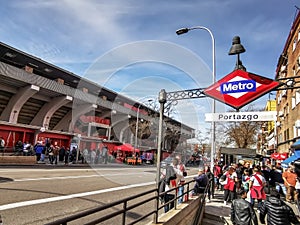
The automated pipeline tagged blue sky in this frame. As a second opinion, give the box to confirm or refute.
[0,0,299,130]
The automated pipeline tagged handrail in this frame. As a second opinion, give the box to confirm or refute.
[192,178,212,225]
[44,178,211,225]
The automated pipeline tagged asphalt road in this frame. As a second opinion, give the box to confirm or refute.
[0,163,199,225]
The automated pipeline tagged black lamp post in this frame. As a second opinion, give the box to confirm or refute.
[228,36,246,71]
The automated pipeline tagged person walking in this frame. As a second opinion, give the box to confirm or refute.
[213,163,222,190]
[270,165,287,196]
[259,190,300,225]
[48,144,54,164]
[159,160,177,213]
[249,166,266,211]
[242,169,251,193]
[64,147,70,165]
[34,142,44,162]
[205,165,214,202]
[175,155,186,204]
[230,189,258,225]
[58,146,65,162]
[282,165,298,203]
[102,145,108,164]
[53,145,59,165]
[223,166,238,205]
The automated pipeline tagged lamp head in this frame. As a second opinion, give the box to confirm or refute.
[176,28,189,35]
[228,36,246,55]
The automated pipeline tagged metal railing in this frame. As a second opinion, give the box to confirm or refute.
[45,179,211,225]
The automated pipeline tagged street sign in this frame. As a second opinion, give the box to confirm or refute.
[205,111,277,122]
[204,70,280,109]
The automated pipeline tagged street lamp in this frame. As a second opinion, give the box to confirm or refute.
[176,26,216,170]
[228,36,246,71]
[154,89,167,223]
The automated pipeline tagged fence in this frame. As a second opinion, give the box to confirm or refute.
[44,179,212,225]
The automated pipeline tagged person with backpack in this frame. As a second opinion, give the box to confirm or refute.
[159,160,177,213]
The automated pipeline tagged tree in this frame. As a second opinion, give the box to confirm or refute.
[219,105,263,148]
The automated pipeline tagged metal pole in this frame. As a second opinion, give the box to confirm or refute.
[153,89,166,223]
[134,106,140,155]
[188,26,216,170]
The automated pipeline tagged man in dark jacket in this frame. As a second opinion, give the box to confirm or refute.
[260,190,300,225]
[231,189,258,225]
[193,168,208,195]
[269,166,287,196]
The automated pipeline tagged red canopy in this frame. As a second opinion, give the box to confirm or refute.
[113,143,140,152]
[271,152,288,160]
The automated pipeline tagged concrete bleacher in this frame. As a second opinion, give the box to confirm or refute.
[0,155,36,164]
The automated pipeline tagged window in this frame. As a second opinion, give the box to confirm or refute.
[296,91,300,105]
[292,96,296,109]
[284,129,289,141]
[293,38,297,51]
[294,126,300,138]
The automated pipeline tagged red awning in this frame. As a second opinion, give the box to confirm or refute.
[271,152,288,160]
[113,143,139,152]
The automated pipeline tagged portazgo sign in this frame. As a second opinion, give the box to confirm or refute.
[204,69,280,110]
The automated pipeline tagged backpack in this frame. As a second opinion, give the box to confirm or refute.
[165,165,177,184]
[158,178,167,202]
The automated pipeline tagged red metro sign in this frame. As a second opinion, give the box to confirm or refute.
[204,70,280,110]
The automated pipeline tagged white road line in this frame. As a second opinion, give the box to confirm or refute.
[0,168,147,173]
[13,172,147,182]
[0,181,155,210]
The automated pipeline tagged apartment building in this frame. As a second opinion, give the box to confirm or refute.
[275,10,300,153]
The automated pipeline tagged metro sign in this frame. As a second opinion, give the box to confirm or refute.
[204,69,280,110]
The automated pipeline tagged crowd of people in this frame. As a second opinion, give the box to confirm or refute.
[7,139,110,165]
[211,161,300,225]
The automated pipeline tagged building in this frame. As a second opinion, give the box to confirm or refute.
[0,41,194,156]
[256,99,276,157]
[275,10,300,154]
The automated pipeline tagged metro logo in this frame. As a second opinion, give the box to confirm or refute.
[221,80,256,94]
[204,69,280,110]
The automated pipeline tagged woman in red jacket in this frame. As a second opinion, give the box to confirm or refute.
[223,166,238,205]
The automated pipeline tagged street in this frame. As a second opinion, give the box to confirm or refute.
[0,164,198,225]
[0,164,159,225]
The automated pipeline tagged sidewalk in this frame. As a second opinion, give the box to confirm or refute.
[203,190,232,225]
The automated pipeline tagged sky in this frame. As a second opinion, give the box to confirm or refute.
[0,0,299,131]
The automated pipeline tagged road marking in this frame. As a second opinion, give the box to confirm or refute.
[13,172,148,182]
[0,181,155,210]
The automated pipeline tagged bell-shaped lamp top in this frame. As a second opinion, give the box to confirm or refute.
[228,36,246,55]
